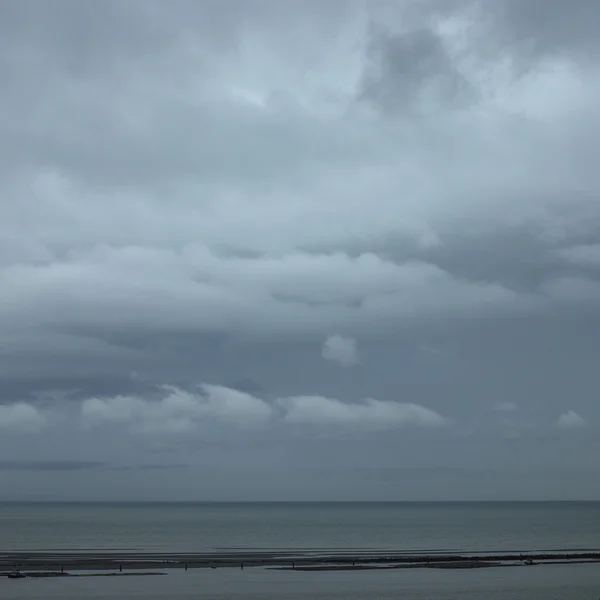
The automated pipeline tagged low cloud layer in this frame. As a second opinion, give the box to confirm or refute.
[26,384,449,435]
[280,395,445,429]
[1,0,600,500]
[1,384,591,440]
[81,385,273,434]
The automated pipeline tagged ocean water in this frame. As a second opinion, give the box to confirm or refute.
[1,502,600,599]
[1,563,600,600]
[1,501,599,554]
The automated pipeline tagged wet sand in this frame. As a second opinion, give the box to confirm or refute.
[2,550,599,575]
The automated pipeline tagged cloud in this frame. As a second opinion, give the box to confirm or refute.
[0,248,528,346]
[557,410,587,430]
[0,402,46,432]
[0,1,600,500]
[278,395,446,430]
[0,460,104,471]
[5,379,591,443]
[81,384,272,434]
[479,0,600,65]
[0,460,188,472]
[322,334,359,367]
[106,463,190,472]
[358,25,472,114]
[0,0,598,383]
[80,383,447,435]
[542,276,600,305]
[558,244,600,268]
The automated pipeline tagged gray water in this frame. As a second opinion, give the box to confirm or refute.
[1,501,599,554]
[2,502,600,599]
[1,563,600,600]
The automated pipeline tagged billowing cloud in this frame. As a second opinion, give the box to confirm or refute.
[0,402,46,432]
[557,410,587,430]
[79,384,446,435]
[278,395,446,429]
[322,334,359,367]
[81,385,272,434]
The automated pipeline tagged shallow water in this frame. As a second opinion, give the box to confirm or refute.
[1,562,600,600]
[3,502,599,598]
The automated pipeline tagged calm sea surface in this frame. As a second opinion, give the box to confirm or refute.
[1,502,600,599]
[0,501,599,554]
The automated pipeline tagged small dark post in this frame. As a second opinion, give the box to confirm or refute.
[352,560,355,568]
[185,562,188,571]
[241,561,244,570]
[61,565,64,574]
[119,564,122,572]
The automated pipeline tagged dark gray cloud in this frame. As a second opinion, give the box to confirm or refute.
[407,0,600,65]
[0,0,599,500]
[484,0,600,64]
[358,25,473,113]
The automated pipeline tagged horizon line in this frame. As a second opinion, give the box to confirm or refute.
[1,499,599,504]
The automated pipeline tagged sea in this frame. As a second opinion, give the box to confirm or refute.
[1,501,600,599]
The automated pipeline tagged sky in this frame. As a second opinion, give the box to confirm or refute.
[1,0,600,501]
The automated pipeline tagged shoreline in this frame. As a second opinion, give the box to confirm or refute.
[2,550,600,574]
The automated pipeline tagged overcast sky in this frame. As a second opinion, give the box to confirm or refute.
[1,0,600,501]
